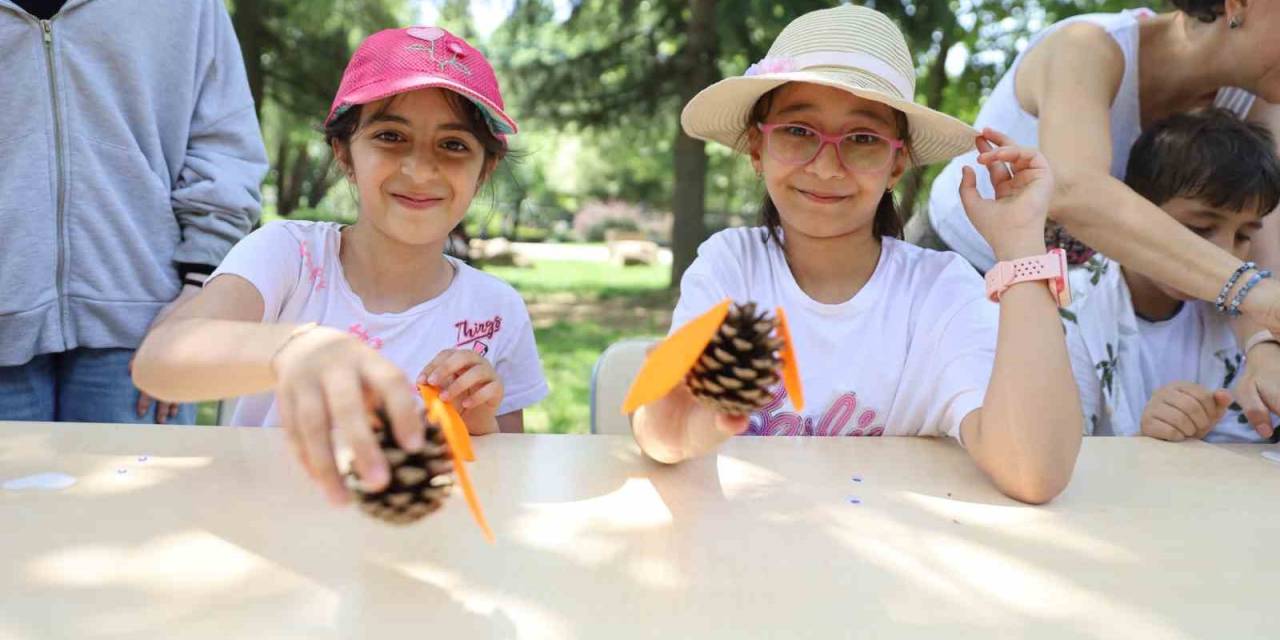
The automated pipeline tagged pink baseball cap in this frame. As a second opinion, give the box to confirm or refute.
[325,26,517,137]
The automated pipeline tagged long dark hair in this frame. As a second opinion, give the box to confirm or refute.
[1171,0,1225,23]
[744,86,915,247]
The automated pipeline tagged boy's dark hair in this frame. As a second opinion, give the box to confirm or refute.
[1171,0,1225,23]
[1125,108,1280,217]
[744,86,915,246]
[323,91,508,182]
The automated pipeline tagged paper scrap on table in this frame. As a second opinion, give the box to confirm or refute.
[1262,450,1280,465]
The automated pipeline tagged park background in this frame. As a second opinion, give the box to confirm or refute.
[207,0,1152,431]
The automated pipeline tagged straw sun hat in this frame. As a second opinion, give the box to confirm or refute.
[680,4,977,166]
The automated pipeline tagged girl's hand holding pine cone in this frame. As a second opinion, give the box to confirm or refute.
[271,324,425,506]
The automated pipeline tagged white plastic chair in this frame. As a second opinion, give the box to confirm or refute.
[589,337,657,435]
[215,397,239,426]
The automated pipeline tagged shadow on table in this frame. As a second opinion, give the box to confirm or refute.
[12,428,1270,638]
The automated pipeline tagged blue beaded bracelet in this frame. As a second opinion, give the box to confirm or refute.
[1228,269,1272,317]
[1217,261,1256,314]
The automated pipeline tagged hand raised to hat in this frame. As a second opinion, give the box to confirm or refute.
[959,127,1053,261]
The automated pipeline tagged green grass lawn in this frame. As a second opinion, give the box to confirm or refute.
[483,260,673,434]
[199,258,674,432]
[482,259,670,298]
[197,401,219,425]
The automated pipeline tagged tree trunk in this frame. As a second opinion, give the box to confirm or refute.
[279,144,310,217]
[670,0,717,289]
[229,0,267,119]
[508,194,527,240]
[273,135,291,215]
[305,155,338,208]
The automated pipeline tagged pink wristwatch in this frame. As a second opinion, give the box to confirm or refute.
[984,248,1071,307]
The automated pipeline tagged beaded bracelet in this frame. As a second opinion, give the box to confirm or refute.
[1216,261,1256,314]
[1228,269,1272,317]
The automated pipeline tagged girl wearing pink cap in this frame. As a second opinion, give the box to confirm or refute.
[132,27,547,506]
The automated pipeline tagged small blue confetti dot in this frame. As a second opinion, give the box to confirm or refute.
[137,456,149,462]
[116,468,127,474]
[847,497,861,505]
[851,475,863,483]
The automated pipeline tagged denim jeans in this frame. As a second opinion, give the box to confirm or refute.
[0,348,196,424]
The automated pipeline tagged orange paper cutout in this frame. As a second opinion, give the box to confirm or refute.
[621,299,732,414]
[418,384,493,543]
[422,385,475,462]
[774,306,804,412]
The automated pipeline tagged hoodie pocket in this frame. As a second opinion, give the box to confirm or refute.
[0,131,58,316]
[66,135,180,303]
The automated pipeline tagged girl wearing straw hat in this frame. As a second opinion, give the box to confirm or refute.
[919,2,1280,438]
[631,5,1084,504]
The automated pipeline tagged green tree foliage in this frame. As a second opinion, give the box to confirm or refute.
[227,0,406,218]
[496,0,1149,286]
[228,0,1158,271]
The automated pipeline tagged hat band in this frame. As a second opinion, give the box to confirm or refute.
[744,51,913,100]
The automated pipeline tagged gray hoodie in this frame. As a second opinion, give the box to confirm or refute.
[0,0,268,366]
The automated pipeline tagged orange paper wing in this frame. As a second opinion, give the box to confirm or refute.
[441,402,475,462]
[774,307,804,412]
[417,384,493,543]
[419,384,474,461]
[620,299,733,415]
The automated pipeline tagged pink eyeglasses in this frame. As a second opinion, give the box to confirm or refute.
[757,123,903,173]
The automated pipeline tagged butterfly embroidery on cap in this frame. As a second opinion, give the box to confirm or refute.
[405,26,473,76]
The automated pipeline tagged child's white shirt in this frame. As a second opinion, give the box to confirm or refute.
[209,220,548,427]
[1063,256,1265,442]
[672,228,999,440]
[1135,308,1203,401]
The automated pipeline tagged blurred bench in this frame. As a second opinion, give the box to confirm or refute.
[605,230,659,267]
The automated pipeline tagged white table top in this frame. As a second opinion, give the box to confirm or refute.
[2,421,1278,639]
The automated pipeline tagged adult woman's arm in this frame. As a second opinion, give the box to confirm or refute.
[1024,25,1280,329]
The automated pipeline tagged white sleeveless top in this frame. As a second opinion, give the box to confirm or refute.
[927,9,1257,272]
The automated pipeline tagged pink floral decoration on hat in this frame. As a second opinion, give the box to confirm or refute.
[744,56,797,77]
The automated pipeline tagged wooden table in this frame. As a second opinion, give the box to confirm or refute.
[2,422,1278,639]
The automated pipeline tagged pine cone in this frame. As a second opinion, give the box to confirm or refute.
[686,302,783,416]
[347,409,454,525]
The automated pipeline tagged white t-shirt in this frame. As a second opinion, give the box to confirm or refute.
[927,8,1257,271]
[1135,306,1203,402]
[673,228,999,440]
[210,221,548,426]
[1063,256,1266,442]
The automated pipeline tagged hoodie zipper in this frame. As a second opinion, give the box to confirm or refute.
[42,18,69,346]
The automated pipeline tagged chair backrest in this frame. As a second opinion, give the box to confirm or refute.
[589,337,658,435]
[216,397,239,426]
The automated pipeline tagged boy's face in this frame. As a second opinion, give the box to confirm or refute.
[1154,197,1267,301]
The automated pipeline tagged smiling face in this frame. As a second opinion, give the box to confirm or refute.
[748,82,910,242]
[332,88,497,247]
